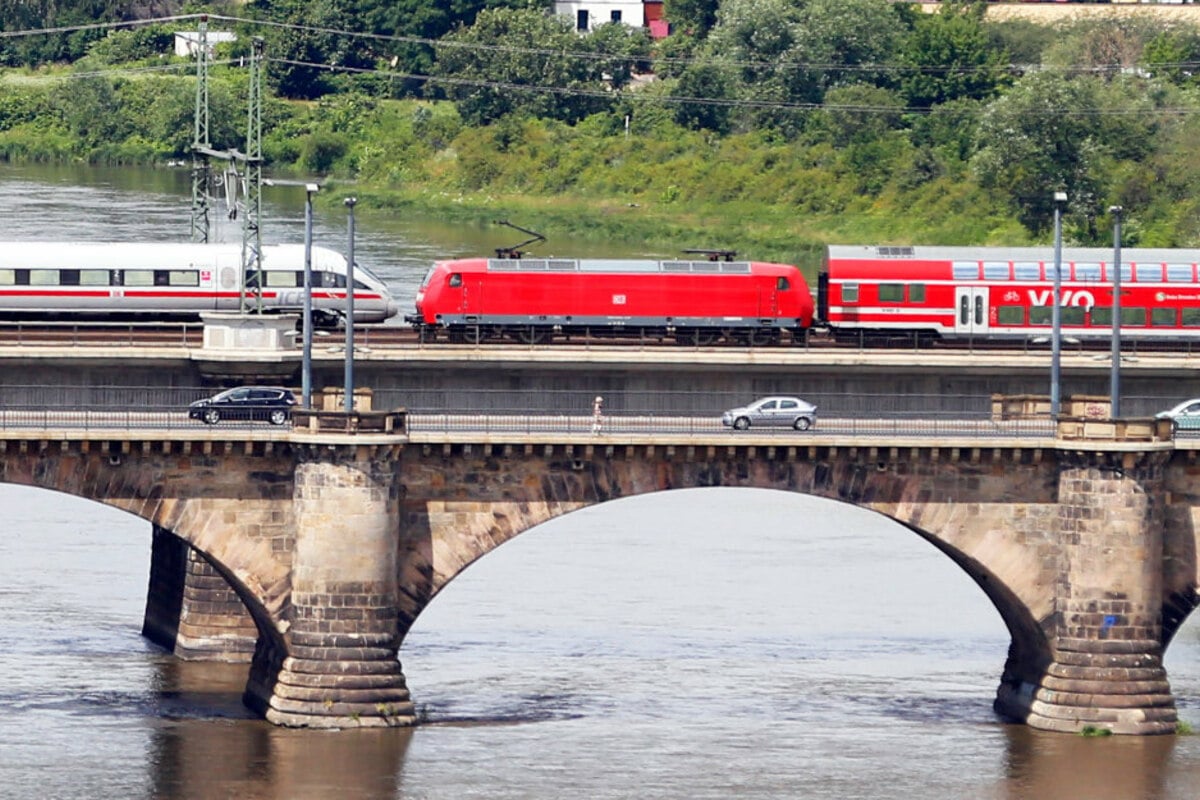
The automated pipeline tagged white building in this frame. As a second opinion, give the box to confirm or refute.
[554,1,667,35]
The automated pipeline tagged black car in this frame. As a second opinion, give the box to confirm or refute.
[188,386,297,426]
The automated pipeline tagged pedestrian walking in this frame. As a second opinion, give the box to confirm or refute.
[592,395,604,435]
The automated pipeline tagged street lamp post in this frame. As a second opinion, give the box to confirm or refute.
[344,197,357,414]
[1050,191,1068,420]
[1110,205,1123,418]
[302,182,319,410]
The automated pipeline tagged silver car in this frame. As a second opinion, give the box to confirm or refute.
[722,396,817,431]
[1157,398,1200,431]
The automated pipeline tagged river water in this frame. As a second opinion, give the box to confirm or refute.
[2,164,1200,799]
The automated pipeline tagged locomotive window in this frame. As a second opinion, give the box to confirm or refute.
[1074,263,1101,282]
[1152,308,1176,326]
[353,278,370,290]
[265,271,301,288]
[982,262,1009,280]
[449,273,463,287]
[1167,265,1194,282]
[320,272,346,288]
[909,284,925,303]
[1182,309,1200,327]
[0,270,13,285]
[997,305,1024,325]
[1061,307,1085,325]
[841,283,859,303]
[80,270,110,286]
[952,262,979,280]
[1029,306,1052,325]
[776,277,790,290]
[1014,263,1041,281]
[878,284,904,303]
[168,271,199,287]
[124,270,154,286]
[30,269,58,285]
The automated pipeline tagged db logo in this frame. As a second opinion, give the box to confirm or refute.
[200,270,212,282]
[612,294,626,305]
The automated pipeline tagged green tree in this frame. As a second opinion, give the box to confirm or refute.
[901,2,1009,109]
[663,0,719,38]
[971,72,1108,235]
[433,8,615,125]
[670,63,735,133]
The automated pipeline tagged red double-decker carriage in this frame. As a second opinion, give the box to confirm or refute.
[821,245,1200,343]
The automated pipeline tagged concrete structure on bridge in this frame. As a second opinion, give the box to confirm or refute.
[4,405,1200,734]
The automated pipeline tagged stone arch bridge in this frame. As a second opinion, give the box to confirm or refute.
[3,420,1200,735]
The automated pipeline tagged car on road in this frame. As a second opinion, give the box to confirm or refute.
[721,396,817,431]
[188,386,296,426]
[1156,398,1200,431]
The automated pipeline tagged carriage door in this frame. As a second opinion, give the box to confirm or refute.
[954,287,989,335]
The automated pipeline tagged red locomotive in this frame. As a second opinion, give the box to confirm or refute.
[408,252,815,345]
[821,244,1200,343]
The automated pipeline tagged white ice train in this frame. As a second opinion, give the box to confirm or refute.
[0,242,399,324]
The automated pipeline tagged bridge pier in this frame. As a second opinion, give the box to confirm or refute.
[995,450,1177,735]
[244,445,416,728]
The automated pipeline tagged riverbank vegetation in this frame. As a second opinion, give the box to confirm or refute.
[2,1,1200,263]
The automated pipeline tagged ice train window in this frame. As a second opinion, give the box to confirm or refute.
[30,269,57,286]
[80,270,110,286]
[266,271,301,288]
[0,270,13,285]
[168,271,199,287]
[124,270,153,286]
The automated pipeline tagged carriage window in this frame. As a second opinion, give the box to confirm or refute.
[997,305,1024,325]
[0,270,13,285]
[1137,265,1163,281]
[266,271,301,288]
[841,283,859,303]
[30,269,58,285]
[776,277,790,290]
[123,270,153,286]
[1091,307,1112,326]
[1120,307,1147,326]
[952,262,979,280]
[983,262,1009,280]
[878,283,904,303]
[1014,263,1041,281]
[1029,306,1052,325]
[909,284,925,303]
[1061,307,1085,325]
[80,270,110,286]
[168,271,199,287]
[1167,265,1193,282]
[1074,263,1101,282]
[1183,308,1200,327]
[449,273,463,288]
[1120,265,1134,282]
[1152,307,1176,326]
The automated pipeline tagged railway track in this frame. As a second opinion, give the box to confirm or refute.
[0,321,1196,356]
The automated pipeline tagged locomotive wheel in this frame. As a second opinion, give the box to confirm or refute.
[793,417,812,431]
[269,409,288,426]
[513,327,549,345]
[733,417,750,431]
[202,408,221,425]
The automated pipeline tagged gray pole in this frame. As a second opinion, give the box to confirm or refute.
[1110,205,1123,418]
[344,197,357,414]
[302,183,318,409]
[1050,191,1067,420]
